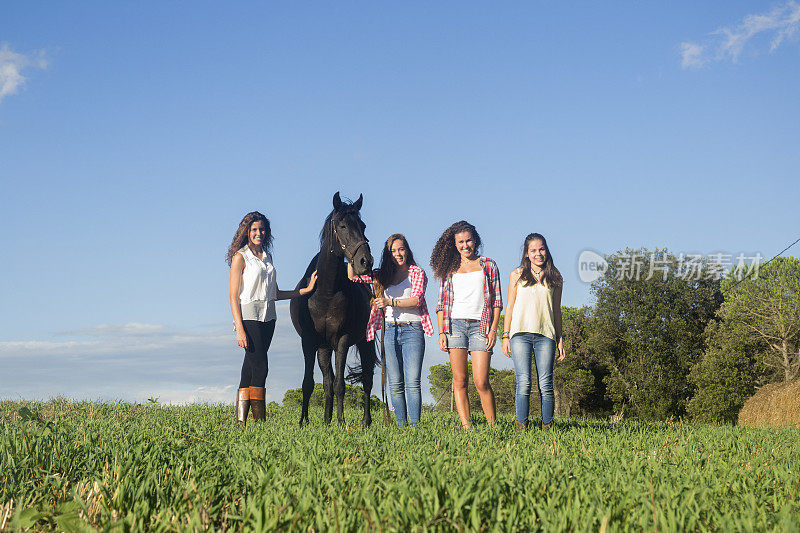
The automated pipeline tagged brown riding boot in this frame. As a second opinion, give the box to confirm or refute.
[249,386,266,422]
[235,388,250,425]
[515,420,529,432]
[542,422,553,431]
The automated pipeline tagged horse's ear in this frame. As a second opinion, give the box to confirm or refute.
[333,191,343,210]
[353,194,363,211]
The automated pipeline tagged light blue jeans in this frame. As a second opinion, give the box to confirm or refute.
[446,318,490,352]
[510,333,556,425]
[381,322,425,426]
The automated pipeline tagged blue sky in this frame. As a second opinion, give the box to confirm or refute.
[1,2,798,405]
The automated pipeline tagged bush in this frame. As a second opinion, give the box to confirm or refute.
[282,383,383,410]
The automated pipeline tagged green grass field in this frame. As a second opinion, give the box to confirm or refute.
[2,400,799,531]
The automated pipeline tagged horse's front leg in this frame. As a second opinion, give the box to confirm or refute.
[334,337,351,425]
[317,346,334,425]
[300,335,317,427]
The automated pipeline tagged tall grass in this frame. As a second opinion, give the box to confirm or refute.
[1,399,798,531]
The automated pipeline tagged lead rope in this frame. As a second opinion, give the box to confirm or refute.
[380,314,391,426]
[372,282,392,426]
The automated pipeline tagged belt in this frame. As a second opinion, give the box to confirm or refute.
[387,320,422,326]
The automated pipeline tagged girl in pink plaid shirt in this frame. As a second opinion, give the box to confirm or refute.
[348,234,433,426]
[431,221,502,430]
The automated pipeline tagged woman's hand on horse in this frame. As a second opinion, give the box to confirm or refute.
[299,271,318,296]
[502,337,511,358]
[236,329,249,350]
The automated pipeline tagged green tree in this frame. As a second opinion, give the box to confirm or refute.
[282,383,383,410]
[428,362,455,410]
[686,317,761,422]
[588,248,722,420]
[687,257,800,422]
[718,257,800,382]
[553,306,608,417]
[491,368,517,415]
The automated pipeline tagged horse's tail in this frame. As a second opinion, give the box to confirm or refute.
[344,365,366,384]
[345,341,379,384]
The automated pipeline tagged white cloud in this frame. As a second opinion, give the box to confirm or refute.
[679,42,706,69]
[60,322,170,337]
[137,384,238,405]
[0,322,230,357]
[0,43,47,103]
[0,310,313,405]
[680,1,800,69]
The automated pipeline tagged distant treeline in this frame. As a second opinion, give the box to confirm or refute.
[429,249,800,423]
[283,382,384,411]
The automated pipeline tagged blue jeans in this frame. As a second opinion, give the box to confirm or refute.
[510,333,556,425]
[381,322,425,426]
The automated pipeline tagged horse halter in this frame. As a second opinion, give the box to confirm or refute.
[330,216,369,262]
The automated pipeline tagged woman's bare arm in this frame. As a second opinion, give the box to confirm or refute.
[276,271,317,300]
[501,268,520,357]
[229,254,248,350]
[553,285,565,361]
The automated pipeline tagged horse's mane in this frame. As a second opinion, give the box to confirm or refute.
[318,203,362,246]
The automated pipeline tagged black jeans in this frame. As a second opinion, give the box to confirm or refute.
[239,319,275,388]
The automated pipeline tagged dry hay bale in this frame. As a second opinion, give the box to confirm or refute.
[738,379,800,427]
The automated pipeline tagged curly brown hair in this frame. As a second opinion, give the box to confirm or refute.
[518,233,562,288]
[429,220,482,280]
[226,211,273,266]
[374,234,417,297]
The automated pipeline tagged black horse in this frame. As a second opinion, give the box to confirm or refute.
[290,192,378,427]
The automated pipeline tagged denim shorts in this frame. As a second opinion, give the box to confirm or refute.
[446,318,490,352]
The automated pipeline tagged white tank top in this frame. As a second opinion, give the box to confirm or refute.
[238,246,277,322]
[509,279,555,340]
[451,270,484,320]
[384,278,422,322]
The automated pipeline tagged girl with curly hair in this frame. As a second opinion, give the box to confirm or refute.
[348,234,434,426]
[430,221,502,429]
[501,233,565,431]
[227,211,316,425]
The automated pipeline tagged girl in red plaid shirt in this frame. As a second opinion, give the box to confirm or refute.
[430,221,502,429]
[348,234,433,426]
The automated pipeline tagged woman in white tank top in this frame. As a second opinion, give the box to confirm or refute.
[431,221,503,430]
[501,233,565,431]
[227,212,317,425]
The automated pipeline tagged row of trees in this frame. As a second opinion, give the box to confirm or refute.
[283,382,384,411]
[429,250,799,422]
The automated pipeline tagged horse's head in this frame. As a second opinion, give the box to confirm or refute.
[327,192,373,275]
